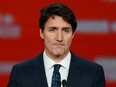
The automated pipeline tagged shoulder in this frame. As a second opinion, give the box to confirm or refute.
[71,51,103,70]
[12,52,43,72]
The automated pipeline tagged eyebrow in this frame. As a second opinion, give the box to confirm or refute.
[63,27,71,29]
[48,26,58,29]
[48,26,72,30]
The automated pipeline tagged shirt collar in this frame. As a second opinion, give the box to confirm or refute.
[43,51,71,71]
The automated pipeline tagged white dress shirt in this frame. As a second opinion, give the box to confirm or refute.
[43,51,71,87]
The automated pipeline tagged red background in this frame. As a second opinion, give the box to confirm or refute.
[0,0,116,87]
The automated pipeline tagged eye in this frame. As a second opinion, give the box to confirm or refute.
[64,29,69,33]
[48,27,57,32]
[49,28,55,32]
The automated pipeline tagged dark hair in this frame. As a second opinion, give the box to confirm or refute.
[39,3,77,33]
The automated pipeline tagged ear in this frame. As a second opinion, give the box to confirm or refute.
[72,32,75,39]
[40,29,44,39]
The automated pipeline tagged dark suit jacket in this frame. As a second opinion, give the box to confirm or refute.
[7,52,105,87]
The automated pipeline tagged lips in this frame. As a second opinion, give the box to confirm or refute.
[53,43,65,46]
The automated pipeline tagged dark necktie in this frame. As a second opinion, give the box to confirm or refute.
[51,64,61,87]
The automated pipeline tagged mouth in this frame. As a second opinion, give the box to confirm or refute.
[53,43,65,47]
[53,43,65,46]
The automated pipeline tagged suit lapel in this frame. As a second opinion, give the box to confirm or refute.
[30,52,85,87]
[31,53,48,87]
[66,52,85,87]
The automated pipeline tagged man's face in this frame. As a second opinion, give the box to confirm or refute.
[40,15,74,59]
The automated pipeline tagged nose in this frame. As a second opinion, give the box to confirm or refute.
[56,30,63,42]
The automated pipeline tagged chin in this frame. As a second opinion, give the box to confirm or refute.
[54,52,64,57]
[55,54,61,57]
[52,49,67,57]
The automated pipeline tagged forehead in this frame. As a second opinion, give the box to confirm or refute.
[45,15,72,28]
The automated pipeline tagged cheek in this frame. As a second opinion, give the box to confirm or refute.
[65,38,73,48]
[64,36,73,44]
[44,36,53,46]
[67,39,72,46]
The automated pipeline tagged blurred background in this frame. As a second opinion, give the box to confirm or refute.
[0,0,116,87]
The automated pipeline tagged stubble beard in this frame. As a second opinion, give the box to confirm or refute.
[52,47,69,59]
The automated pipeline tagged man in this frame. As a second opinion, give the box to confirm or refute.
[7,3,105,87]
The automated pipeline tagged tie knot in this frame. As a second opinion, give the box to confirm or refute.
[54,64,61,71]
